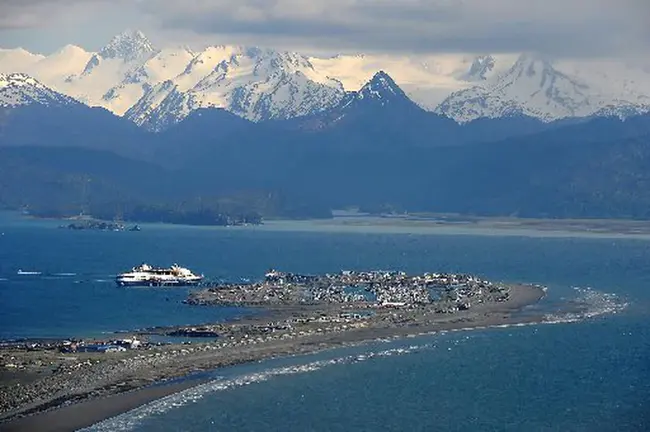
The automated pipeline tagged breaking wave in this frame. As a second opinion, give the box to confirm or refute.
[82,341,452,432]
[81,286,628,432]
[543,287,628,324]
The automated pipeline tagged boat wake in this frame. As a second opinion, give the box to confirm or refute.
[16,270,41,275]
[79,287,628,432]
[8,271,117,283]
[543,287,628,324]
[15,271,79,278]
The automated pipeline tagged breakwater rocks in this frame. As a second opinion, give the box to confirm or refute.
[187,269,510,313]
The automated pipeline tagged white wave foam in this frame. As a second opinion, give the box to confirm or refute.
[543,287,628,324]
[53,272,77,276]
[82,343,438,432]
[16,270,40,275]
[79,287,628,432]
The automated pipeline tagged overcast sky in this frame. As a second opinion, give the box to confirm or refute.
[1,0,648,59]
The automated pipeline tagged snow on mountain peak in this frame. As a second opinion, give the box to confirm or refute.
[0,73,40,89]
[2,33,650,126]
[0,73,77,107]
[356,71,408,103]
[98,30,156,62]
[332,71,417,117]
[436,53,610,122]
[125,46,347,129]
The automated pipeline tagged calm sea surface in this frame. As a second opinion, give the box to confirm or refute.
[1,213,648,431]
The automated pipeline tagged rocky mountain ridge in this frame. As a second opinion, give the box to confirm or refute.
[2,30,650,128]
[0,73,78,107]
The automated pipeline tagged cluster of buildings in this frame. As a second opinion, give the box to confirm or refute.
[196,269,509,310]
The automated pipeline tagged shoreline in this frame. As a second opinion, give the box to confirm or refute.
[253,217,650,239]
[0,378,207,432]
[2,315,546,432]
[0,284,545,432]
[8,211,650,239]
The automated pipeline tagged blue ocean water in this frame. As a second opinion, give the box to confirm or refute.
[90,320,650,432]
[1,212,649,431]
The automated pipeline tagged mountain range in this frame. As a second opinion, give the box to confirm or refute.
[3,31,650,222]
[2,61,650,220]
[2,30,650,130]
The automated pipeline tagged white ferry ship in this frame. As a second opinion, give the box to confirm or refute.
[115,263,204,287]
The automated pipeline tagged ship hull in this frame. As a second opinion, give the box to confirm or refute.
[115,279,203,287]
[115,263,204,287]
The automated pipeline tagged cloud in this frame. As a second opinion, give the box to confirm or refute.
[140,0,650,58]
[0,0,648,58]
[0,0,66,29]
[0,0,123,30]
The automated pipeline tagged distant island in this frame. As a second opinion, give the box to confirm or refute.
[30,203,267,228]
[60,219,141,231]
[55,214,261,229]
[9,187,328,227]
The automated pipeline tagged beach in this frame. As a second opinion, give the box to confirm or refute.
[0,282,545,432]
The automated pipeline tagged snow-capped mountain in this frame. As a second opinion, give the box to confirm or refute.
[283,70,420,130]
[95,45,196,115]
[277,71,462,150]
[307,53,510,112]
[333,70,422,118]
[352,71,411,105]
[95,30,155,62]
[437,54,650,123]
[0,33,511,127]
[2,30,650,128]
[592,102,650,120]
[59,30,193,115]
[0,73,78,107]
[125,47,345,130]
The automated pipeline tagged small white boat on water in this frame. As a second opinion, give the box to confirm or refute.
[115,263,203,287]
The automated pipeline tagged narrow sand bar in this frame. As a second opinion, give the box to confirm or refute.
[0,378,205,432]
[0,283,546,432]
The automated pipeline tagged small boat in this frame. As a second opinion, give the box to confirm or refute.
[115,263,203,287]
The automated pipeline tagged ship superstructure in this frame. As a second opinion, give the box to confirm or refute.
[115,263,203,287]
